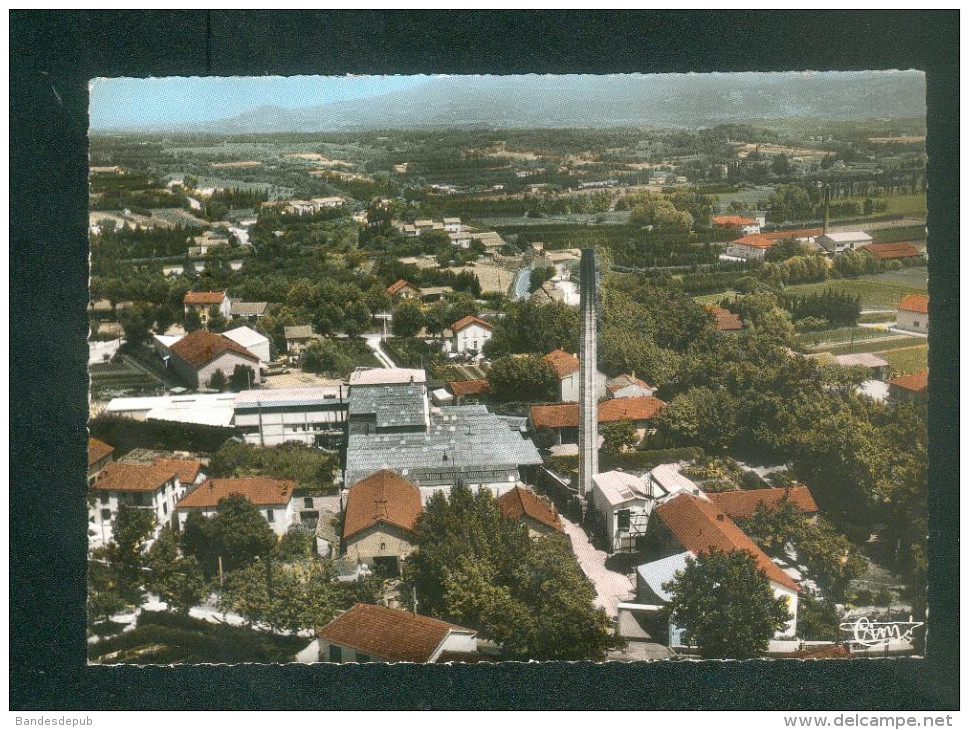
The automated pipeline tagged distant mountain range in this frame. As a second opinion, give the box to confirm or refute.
[102,73,926,133]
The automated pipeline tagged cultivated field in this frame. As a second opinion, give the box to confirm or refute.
[786,268,927,309]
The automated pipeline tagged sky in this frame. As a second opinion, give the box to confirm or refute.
[89,75,429,129]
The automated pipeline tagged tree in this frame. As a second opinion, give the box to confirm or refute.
[663,549,791,659]
[276,526,317,562]
[600,419,638,454]
[102,505,156,606]
[342,299,372,338]
[88,553,126,625]
[145,527,207,613]
[181,494,277,576]
[207,305,228,333]
[208,369,227,392]
[528,266,555,293]
[392,298,425,338]
[487,354,557,403]
[118,303,153,344]
[184,307,203,333]
[655,386,740,452]
[301,338,354,376]
[229,364,255,392]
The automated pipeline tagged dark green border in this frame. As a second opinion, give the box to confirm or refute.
[10,10,959,710]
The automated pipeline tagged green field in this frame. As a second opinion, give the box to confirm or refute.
[798,326,894,348]
[881,345,929,375]
[871,225,927,244]
[692,290,739,305]
[824,336,926,357]
[786,268,927,309]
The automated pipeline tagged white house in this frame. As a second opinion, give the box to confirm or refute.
[817,231,873,255]
[896,294,929,334]
[174,477,297,537]
[168,329,261,389]
[222,325,271,363]
[443,217,463,233]
[652,494,800,638]
[183,291,232,324]
[450,315,493,355]
[712,215,762,236]
[90,462,184,540]
[591,471,655,554]
[317,603,478,663]
[449,231,473,248]
[542,349,608,402]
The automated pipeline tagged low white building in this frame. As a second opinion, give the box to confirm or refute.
[233,386,348,446]
[222,325,271,363]
[896,294,929,335]
[443,217,463,233]
[450,315,493,355]
[103,392,238,427]
[817,231,873,254]
[647,463,703,502]
[174,477,297,537]
[591,471,655,554]
[90,462,185,539]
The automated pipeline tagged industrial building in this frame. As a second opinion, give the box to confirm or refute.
[233,386,347,446]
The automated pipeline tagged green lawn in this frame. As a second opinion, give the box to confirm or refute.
[834,193,927,220]
[692,290,739,305]
[786,271,927,309]
[798,326,895,348]
[881,345,929,376]
[871,225,927,244]
[824,336,926,356]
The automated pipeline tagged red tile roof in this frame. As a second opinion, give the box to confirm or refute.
[92,462,177,493]
[704,305,743,331]
[387,279,420,296]
[897,294,929,314]
[530,396,666,430]
[707,486,819,521]
[317,603,475,663]
[169,329,259,369]
[451,315,493,333]
[730,234,776,249]
[152,458,202,485]
[447,379,490,398]
[497,486,564,533]
[175,477,295,509]
[184,291,226,306]
[888,370,928,394]
[543,349,580,378]
[654,494,800,592]
[343,470,423,541]
[88,438,115,467]
[713,215,757,227]
[860,242,921,260]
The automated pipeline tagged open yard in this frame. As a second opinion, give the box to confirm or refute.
[880,345,929,375]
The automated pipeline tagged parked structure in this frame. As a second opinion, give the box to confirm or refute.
[183,291,232,325]
[896,293,929,334]
[317,603,478,663]
[341,469,422,573]
[497,486,565,537]
[168,329,261,389]
[174,477,297,537]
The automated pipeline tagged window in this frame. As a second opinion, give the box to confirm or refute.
[101,509,111,521]
[914,320,921,328]
[329,645,343,662]
[163,503,168,515]
[617,509,631,531]
[304,498,314,509]
[100,493,109,504]
[267,509,275,522]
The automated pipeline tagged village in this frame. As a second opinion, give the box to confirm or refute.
[86,113,928,663]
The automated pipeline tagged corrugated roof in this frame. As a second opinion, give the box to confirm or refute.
[897,294,929,314]
[343,470,422,541]
[497,486,564,533]
[88,438,115,467]
[350,368,426,387]
[654,494,800,592]
[707,486,819,521]
[530,396,666,429]
[235,385,344,410]
[349,382,428,430]
[222,326,269,351]
[169,329,259,369]
[637,551,692,602]
[175,477,295,509]
[317,603,475,663]
[92,462,177,493]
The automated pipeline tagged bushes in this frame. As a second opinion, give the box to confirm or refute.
[88,414,238,456]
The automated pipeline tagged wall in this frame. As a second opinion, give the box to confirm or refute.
[342,523,416,564]
[234,402,347,446]
[89,477,182,536]
[896,309,928,334]
[559,370,607,402]
[196,352,261,389]
[453,324,492,354]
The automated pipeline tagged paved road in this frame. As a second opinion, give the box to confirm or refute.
[363,333,396,368]
[559,514,635,619]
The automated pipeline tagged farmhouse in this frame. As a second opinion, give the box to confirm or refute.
[497,486,564,537]
[168,329,261,389]
[817,231,873,254]
[341,470,422,573]
[174,477,297,537]
[317,603,478,663]
[183,291,232,325]
[90,462,182,537]
[450,315,493,355]
[896,293,929,334]
[724,234,775,261]
[647,493,800,637]
[888,370,928,403]
[712,215,762,236]
[542,349,607,402]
